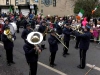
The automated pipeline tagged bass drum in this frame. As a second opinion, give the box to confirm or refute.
[8,22,17,35]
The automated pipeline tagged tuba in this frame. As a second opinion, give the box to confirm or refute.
[8,22,17,35]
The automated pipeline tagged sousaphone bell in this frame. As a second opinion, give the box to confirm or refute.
[26,32,43,45]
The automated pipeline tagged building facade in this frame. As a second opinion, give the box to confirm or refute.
[39,0,75,16]
[0,0,75,16]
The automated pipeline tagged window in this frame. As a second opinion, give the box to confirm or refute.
[53,0,56,7]
[6,0,9,5]
[15,0,18,5]
[35,0,38,2]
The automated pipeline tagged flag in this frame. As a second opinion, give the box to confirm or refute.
[92,6,99,14]
[76,9,84,20]
[9,6,12,13]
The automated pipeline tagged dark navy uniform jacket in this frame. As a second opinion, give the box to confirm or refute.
[16,20,21,28]
[21,29,32,42]
[2,33,14,50]
[48,35,58,52]
[38,25,46,33]
[79,31,91,50]
[56,25,62,35]
[23,42,39,63]
[63,27,72,42]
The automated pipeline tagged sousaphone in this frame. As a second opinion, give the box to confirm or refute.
[8,22,17,35]
[26,32,43,45]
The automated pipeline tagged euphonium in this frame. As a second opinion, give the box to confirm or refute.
[4,29,13,42]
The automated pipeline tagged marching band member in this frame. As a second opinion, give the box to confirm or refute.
[75,20,81,49]
[38,21,47,49]
[2,26,15,66]
[16,17,21,33]
[48,29,58,67]
[75,25,91,69]
[21,24,33,43]
[23,32,42,75]
[56,18,64,40]
[62,23,73,57]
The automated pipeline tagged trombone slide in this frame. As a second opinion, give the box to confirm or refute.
[54,35,68,50]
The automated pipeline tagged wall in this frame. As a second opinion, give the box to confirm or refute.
[39,0,75,16]
[18,0,26,5]
[0,0,6,5]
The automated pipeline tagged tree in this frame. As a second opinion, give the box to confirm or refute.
[74,0,100,18]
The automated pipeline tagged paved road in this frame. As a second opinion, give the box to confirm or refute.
[0,28,100,75]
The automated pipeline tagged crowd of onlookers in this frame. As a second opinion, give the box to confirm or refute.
[0,12,100,44]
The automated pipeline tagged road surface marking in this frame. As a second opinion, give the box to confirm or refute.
[96,46,100,49]
[86,63,100,71]
[0,43,3,46]
[38,62,67,75]
[0,43,67,75]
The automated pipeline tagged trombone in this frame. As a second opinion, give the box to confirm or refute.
[54,33,68,50]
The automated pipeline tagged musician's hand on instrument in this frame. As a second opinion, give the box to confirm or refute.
[78,31,83,34]
[34,46,37,50]
[38,49,42,53]
[36,46,39,50]
[12,38,14,41]
[52,33,56,37]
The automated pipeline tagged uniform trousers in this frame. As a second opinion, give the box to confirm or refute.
[28,62,37,75]
[63,41,69,54]
[50,52,57,65]
[43,35,46,41]
[79,49,87,68]
[75,37,80,48]
[5,48,13,63]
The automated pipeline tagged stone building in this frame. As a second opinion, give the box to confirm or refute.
[39,0,75,16]
[0,0,75,16]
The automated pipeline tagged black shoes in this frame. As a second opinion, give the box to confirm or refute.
[41,45,47,50]
[77,65,84,69]
[63,54,66,57]
[50,63,57,67]
[66,53,70,55]
[7,63,11,66]
[11,61,15,64]
[7,61,15,66]
[63,53,70,57]
[75,47,79,49]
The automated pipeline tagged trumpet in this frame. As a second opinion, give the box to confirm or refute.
[70,25,84,34]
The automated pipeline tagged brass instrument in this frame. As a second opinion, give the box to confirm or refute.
[42,26,49,36]
[26,32,43,55]
[4,29,14,42]
[55,33,63,40]
[54,33,68,50]
[8,22,17,35]
[70,25,84,34]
